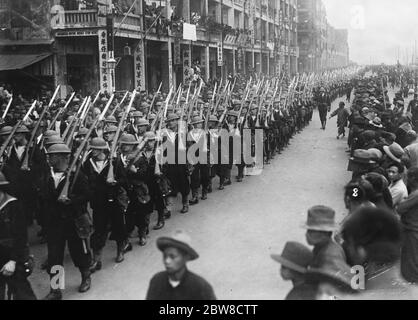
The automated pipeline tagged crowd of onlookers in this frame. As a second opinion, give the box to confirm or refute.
[272,66,418,299]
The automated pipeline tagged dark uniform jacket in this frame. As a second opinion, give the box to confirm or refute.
[43,171,90,221]
[0,197,29,266]
[146,269,216,300]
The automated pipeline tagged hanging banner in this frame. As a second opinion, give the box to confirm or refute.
[134,39,146,91]
[174,37,181,65]
[217,42,223,67]
[98,29,109,93]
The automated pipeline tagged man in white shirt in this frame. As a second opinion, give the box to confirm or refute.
[387,162,408,207]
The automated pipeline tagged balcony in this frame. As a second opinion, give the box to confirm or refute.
[114,13,141,32]
[51,9,141,33]
[51,10,98,29]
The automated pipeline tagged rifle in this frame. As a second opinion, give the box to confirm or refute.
[48,92,75,131]
[58,95,114,202]
[147,82,162,118]
[64,97,91,147]
[109,91,129,117]
[106,91,136,185]
[0,101,37,169]
[61,97,88,141]
[204,82,218,132]
[21,85,61,171]
[155,89,173,176]
[2,97,13,120]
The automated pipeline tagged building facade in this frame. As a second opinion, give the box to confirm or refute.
[0,0,300,96]
[297,0,349,73]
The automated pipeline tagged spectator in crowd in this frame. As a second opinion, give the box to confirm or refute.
[146,230,216,300]
[271,241,317,300]
[387,162,408,208]
[397,167,418,283]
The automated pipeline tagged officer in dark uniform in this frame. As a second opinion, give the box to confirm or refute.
[0,171,36,300]
[316,87,331,130]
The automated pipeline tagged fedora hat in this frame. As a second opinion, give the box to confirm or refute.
[301,205,337,232]
[367,148,383,161]
[383,142,404,163]
[350,149,376,164]
[157,230,199,260]
[271,242,313,274]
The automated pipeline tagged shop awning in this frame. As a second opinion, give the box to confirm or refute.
[0,53,52,71]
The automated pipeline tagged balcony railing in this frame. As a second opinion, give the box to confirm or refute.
[51,10,98,29]
[51,10,141,32]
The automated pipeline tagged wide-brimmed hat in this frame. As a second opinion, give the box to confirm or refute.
[0,126,13,136]
[44,136,64,147]
[119,133,139,145]
[208,115,219,122]
[271,242,313,274]
[383,143,404,163]
[0,171,10,186]
[301,205,337,232]
[105,115,117,124]
[104,125,117,134]
[89,137,109,150]
[350,149,377,164]
[136,118,149,127]
[15,125,29,134]
[46,143,71,155]
[191,116,204,125]
[227,110,239,118]
[367,148,383,161]
[165,113,180,123]
[369,117,383,129]
[157,230,199,260]
[307,254,355,292]
[76,127,89,137]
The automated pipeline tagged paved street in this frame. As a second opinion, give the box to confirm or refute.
[27,95,357,300]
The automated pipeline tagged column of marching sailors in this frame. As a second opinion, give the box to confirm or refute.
[0,72,355,300]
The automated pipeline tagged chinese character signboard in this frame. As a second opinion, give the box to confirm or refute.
[217,42,223,67]
[98,30,109,93]
[174,38,181,65]
[134,39,146,91]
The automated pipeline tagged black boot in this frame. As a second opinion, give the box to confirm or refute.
[90,250,102,273]
[138,235,147,246]
[43,289,62,300]
[201,188,208,200]
[189,190,199,205]
[207,182,212,193]
[116,242,125,263]
[164,209,171,220]
[79,269,91,293]
[153,211,165,230]
[180,202,189,214]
